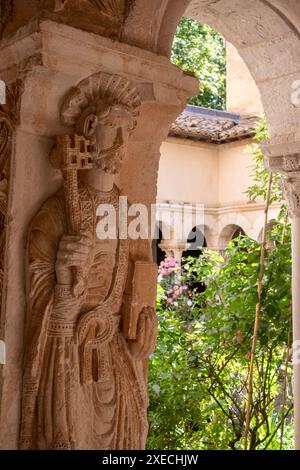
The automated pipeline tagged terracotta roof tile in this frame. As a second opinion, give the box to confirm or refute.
[169,106,259,144]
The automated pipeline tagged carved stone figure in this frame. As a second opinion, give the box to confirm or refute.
[0,82,20,329]
[20,73,158,450]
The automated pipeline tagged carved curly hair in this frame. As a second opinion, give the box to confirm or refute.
[61,72,141,136]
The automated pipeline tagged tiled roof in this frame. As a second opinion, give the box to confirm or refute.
[169,105,259,144]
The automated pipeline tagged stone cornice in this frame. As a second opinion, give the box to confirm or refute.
[0,19,197,96]
[156,200,281,216]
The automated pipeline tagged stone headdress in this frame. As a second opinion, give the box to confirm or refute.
[61,72,141,137]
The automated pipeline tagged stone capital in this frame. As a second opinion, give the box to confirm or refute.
[264,154,300,177]
[264,154,300,218]
[282,177,300,219]
[159,240,189,258]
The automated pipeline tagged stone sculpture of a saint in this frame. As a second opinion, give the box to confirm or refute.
[20,72,158,450]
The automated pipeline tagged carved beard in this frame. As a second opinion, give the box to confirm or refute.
[93,146,124,174]
[91,125,126,174]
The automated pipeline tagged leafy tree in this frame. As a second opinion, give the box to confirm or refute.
[148,120,294,450]
[171,18,226,110]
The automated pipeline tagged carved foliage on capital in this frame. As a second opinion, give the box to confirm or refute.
[266,154,300,176]
[282,155,300,175]
[265,153,300,217]
[282,177,300,218]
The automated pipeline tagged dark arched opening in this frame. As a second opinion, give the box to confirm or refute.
[152,224,166,266]
[182,226,207,294]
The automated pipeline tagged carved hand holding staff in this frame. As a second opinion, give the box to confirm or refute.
[57,134,94,297]
[20,72,158,450]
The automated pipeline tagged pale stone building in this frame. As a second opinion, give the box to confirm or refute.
[156,43,280,260]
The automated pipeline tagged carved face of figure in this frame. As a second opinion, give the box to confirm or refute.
[84,104,134,175]
[60,73,141,175]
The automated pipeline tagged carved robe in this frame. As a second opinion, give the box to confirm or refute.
[20,183,156,450]
[0,113,11,317]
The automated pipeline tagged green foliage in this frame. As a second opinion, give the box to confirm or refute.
[171,18,226,110]
[246,117,285,206]
[148,119,294,450]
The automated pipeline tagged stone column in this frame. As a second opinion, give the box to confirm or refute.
[282,175,300,450]
[159,240,188,264]
[0,18,198,449]
[266,153,300,449]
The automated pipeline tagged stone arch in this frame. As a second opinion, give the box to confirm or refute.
[251,205,281,241]
[155,219,173,242]
[181,225,207,294]
[152,220,173,265]
[152,222,165,266]
[257,219,278,244]
[124,0,300,154]
[201,224,214,249]
[187,225,207,248]
[219,223,247,250]
[182,225,207,258]
[218,212,251,243]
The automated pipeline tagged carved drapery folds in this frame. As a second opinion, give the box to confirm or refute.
[266,153,300,218]
[20,72,158,450]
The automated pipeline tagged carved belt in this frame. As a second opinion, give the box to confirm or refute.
[48,318,77,338]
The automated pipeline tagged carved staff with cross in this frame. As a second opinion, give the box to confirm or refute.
[57,134,94,297]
